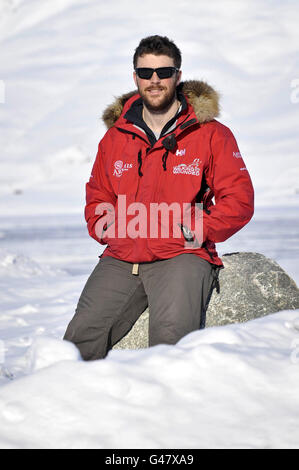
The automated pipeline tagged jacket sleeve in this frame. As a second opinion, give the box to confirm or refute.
[85,140,117,244]
[203,125,254,243]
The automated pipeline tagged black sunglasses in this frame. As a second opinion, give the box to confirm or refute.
[135,67,179,80]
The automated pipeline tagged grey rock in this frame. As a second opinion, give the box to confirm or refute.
[113,252,299,350]
[114,309,149,350]
[205,252,299,327]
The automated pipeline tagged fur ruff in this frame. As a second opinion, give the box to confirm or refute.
[102,80,220,129]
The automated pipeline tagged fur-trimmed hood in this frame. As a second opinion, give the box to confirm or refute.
[102,80,220,129]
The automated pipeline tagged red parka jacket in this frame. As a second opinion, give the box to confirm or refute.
[85,80,254,266]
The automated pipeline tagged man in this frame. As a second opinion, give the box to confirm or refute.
[64,35,254,360]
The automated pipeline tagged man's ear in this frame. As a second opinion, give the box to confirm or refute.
[133,71,138,88]
[176,70,182,87]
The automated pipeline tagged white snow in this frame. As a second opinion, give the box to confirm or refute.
[0,311,299,449]
[0,0,299,450]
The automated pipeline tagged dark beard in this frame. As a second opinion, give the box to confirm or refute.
[139,85,177,113]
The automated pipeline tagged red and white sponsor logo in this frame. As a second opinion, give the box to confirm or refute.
[173,158,201,176]
[233,151,242,159]
[113,160,133,177]
[176,148,186,156]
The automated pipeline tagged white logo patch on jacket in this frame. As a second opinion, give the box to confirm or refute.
[176,148,186,157]
[233,152,242,159]
[113,160,133,177]
[173,158,201,176]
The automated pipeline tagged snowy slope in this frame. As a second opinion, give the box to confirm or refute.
[1,0,299,214]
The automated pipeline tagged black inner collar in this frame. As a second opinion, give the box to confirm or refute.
[124,90,187,147]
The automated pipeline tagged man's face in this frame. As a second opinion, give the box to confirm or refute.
[133,54,182,112]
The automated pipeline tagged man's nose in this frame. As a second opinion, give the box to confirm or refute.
[150,71,161,83]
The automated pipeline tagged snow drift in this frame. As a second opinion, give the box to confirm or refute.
[0,310,299,449]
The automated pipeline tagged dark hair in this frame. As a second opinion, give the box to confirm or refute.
[133,35,182,69]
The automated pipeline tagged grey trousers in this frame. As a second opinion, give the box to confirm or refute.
[63,254,215,360]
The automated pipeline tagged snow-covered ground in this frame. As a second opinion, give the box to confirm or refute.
[0,0,299,449]
[0,310,299,449]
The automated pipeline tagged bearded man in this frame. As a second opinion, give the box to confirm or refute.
[64,35,254,360]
